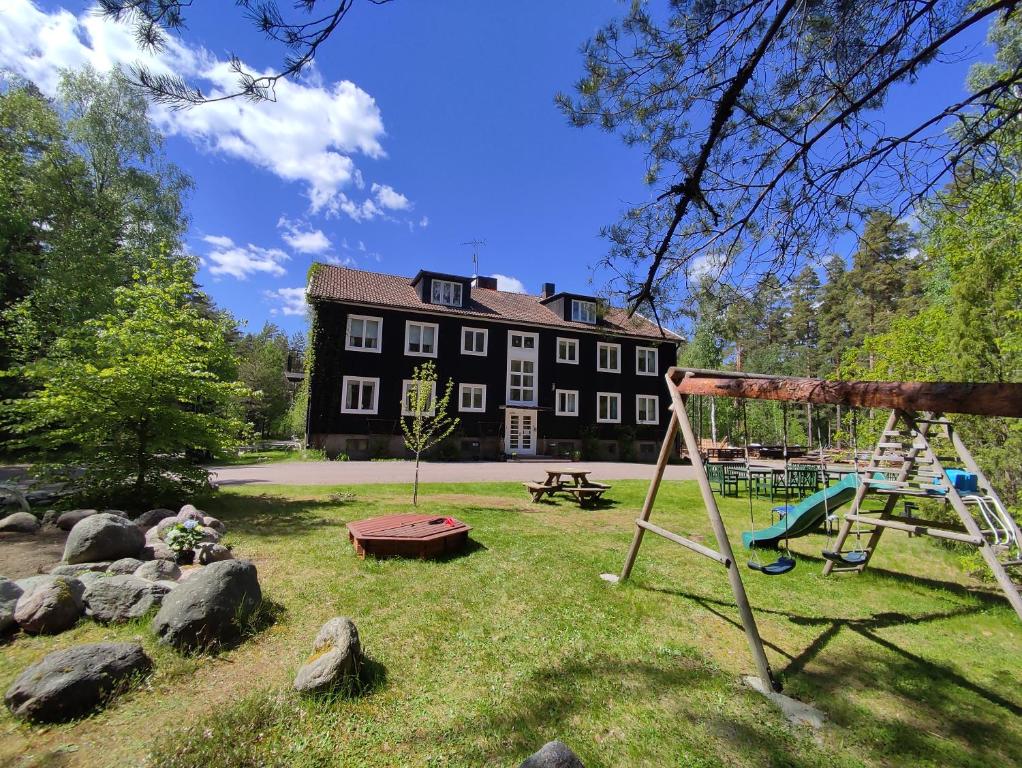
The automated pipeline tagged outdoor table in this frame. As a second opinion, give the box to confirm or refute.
[746,465,775,497]
[544,467,593,487]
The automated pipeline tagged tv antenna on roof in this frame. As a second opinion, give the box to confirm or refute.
[463,239,486,276]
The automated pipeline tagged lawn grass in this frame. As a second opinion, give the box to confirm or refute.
[1,480,1019,767]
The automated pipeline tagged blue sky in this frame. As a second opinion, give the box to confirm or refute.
[1,1,994,336]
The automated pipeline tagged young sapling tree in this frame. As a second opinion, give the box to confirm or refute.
[400,362,458,505]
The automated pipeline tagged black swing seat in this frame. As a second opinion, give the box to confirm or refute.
[748,556,797,575]
[822,549,868,565]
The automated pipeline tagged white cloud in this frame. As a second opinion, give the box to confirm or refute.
[0,0,389,213]
[371,183,410,211]
[323,254,356,267]
[203,234,289,279]
[264,286,307,316]
[493,274,527,293]
[419,216,430,228]
[277,216,331,254]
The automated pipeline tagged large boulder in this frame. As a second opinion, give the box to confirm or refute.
[177,504,205,523]
[151,560,261,652]
[293,617,362,694]
[201,516,227,535]
[107,558,145,576]
[134,559,181,582]
[149,517,179,542]
[0,578,23,633]
[56,509,98,531]
[84,575,170,623]
[13,576,84,634]
[134,509,177,529]
[0,512,40,534]
[141,541,175,561]
[196,543,233,565]
[519,741,586,768]
[4,642,152,722]
[51,562,111,578]
[63,513,144,564]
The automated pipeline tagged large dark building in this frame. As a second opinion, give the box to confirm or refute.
[305,264,682,460]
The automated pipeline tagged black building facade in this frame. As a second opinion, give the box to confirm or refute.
[305,265,683,461]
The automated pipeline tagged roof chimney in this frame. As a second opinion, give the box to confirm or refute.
[472,275,498,290]
[541,282,556,299]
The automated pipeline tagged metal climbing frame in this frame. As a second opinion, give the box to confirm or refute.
[615,367,1022,694]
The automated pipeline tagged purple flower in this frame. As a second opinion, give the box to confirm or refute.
[183,519,198,530]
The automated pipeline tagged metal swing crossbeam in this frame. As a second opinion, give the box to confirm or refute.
[615,368,1022,694]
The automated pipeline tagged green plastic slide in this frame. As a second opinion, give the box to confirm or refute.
[741,473,861,549]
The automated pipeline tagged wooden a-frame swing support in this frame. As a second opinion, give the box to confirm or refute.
[616,367,1022,693]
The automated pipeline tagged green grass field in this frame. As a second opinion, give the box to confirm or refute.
[1,480,1019,767]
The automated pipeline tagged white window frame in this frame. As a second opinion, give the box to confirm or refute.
[344,314,382,353]
[636,346,658,376]
[571,299,596,324]
[405,320,439,358]
[458,383,486,413]
[431,279,463,307]
[401,379,437,417]
[597,342,621,373]
[461,327,488,356]
[507,330,539,406]
[636,394,659,425]
[556,337,579,365]
[340,376,379,414]
[597,392,621,424]
[555,389,579,417]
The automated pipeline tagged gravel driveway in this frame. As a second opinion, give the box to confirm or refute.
[206,460,698,486]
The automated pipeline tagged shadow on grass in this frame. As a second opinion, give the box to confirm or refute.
[209,493,348,538]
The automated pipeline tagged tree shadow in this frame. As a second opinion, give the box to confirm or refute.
[211,493,348,538]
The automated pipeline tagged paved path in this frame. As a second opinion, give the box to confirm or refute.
[207,460,699,486]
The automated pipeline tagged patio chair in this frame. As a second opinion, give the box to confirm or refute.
[771,466,820,501]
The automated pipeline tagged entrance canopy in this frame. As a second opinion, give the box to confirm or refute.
[669,368,1022,418]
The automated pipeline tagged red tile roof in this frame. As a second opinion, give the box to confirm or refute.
[307,264,682,342]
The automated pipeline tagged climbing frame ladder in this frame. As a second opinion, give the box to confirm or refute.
[823,409,1022,621]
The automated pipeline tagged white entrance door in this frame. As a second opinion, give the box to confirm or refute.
[505,409,536,456]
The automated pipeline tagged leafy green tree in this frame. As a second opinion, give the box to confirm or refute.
[400,362,458,506]
[235,323,290,438]
[3,255,249,508]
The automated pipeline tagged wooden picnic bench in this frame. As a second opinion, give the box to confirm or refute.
[523,481,564,502]
[564,483,612,508]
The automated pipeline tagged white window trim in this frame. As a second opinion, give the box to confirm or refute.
[636,394,659,424]
[458,383,487,412]
[461,326,488,356]
[401,379,437,417]
[556,337,579,365]
[571,299,596,324]
[596,342,621,373]
[340,376,379,414]
[555,389,579,417]
[597,392,622,424]
[636,346,658,376]
[506,330,539,406]
[344,314,382,353]
[404,320,439,358]
[431,279,463,307]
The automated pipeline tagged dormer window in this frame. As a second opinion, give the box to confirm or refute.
[431,279,463,307]
[571,299,596,324]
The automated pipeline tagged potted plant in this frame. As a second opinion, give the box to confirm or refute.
[572,450,582,462]
[165,519,205,565]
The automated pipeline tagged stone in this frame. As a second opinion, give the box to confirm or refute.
[50,562,111,578]
[154,580,178,591]
[84,576,169,623]
[76,571,106,589]
[196,543,233,565]
[293,616,362,694]
[63,513,145,564]
[201,516,227,534]
[107,558,145,576]
[197,527,221,544]
[41,510,58,527]
[13,576,84,634]
[152,517,179,541]
[151,560,261,652]
[519,741,586,768]
[101,509,129,519]
[742,676,827,729]
[177,504,205,523]
[134,559,181,582]
[0,512,40,533]
[141,541,175,561]
[4,642,152,723]
[56,509,98,531]
[14,575,52,595]
[0,578,23,634]
[134,508,177,529]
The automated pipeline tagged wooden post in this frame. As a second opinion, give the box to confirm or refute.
[620,400,679,580]
[668,382,777,692]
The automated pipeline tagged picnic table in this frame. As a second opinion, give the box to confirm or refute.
[543,467,593,487]
[522,467,611,506]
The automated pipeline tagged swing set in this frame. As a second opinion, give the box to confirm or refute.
[612,367,1022,692]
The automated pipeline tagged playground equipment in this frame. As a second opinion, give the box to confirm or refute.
[611,367,1022,692]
